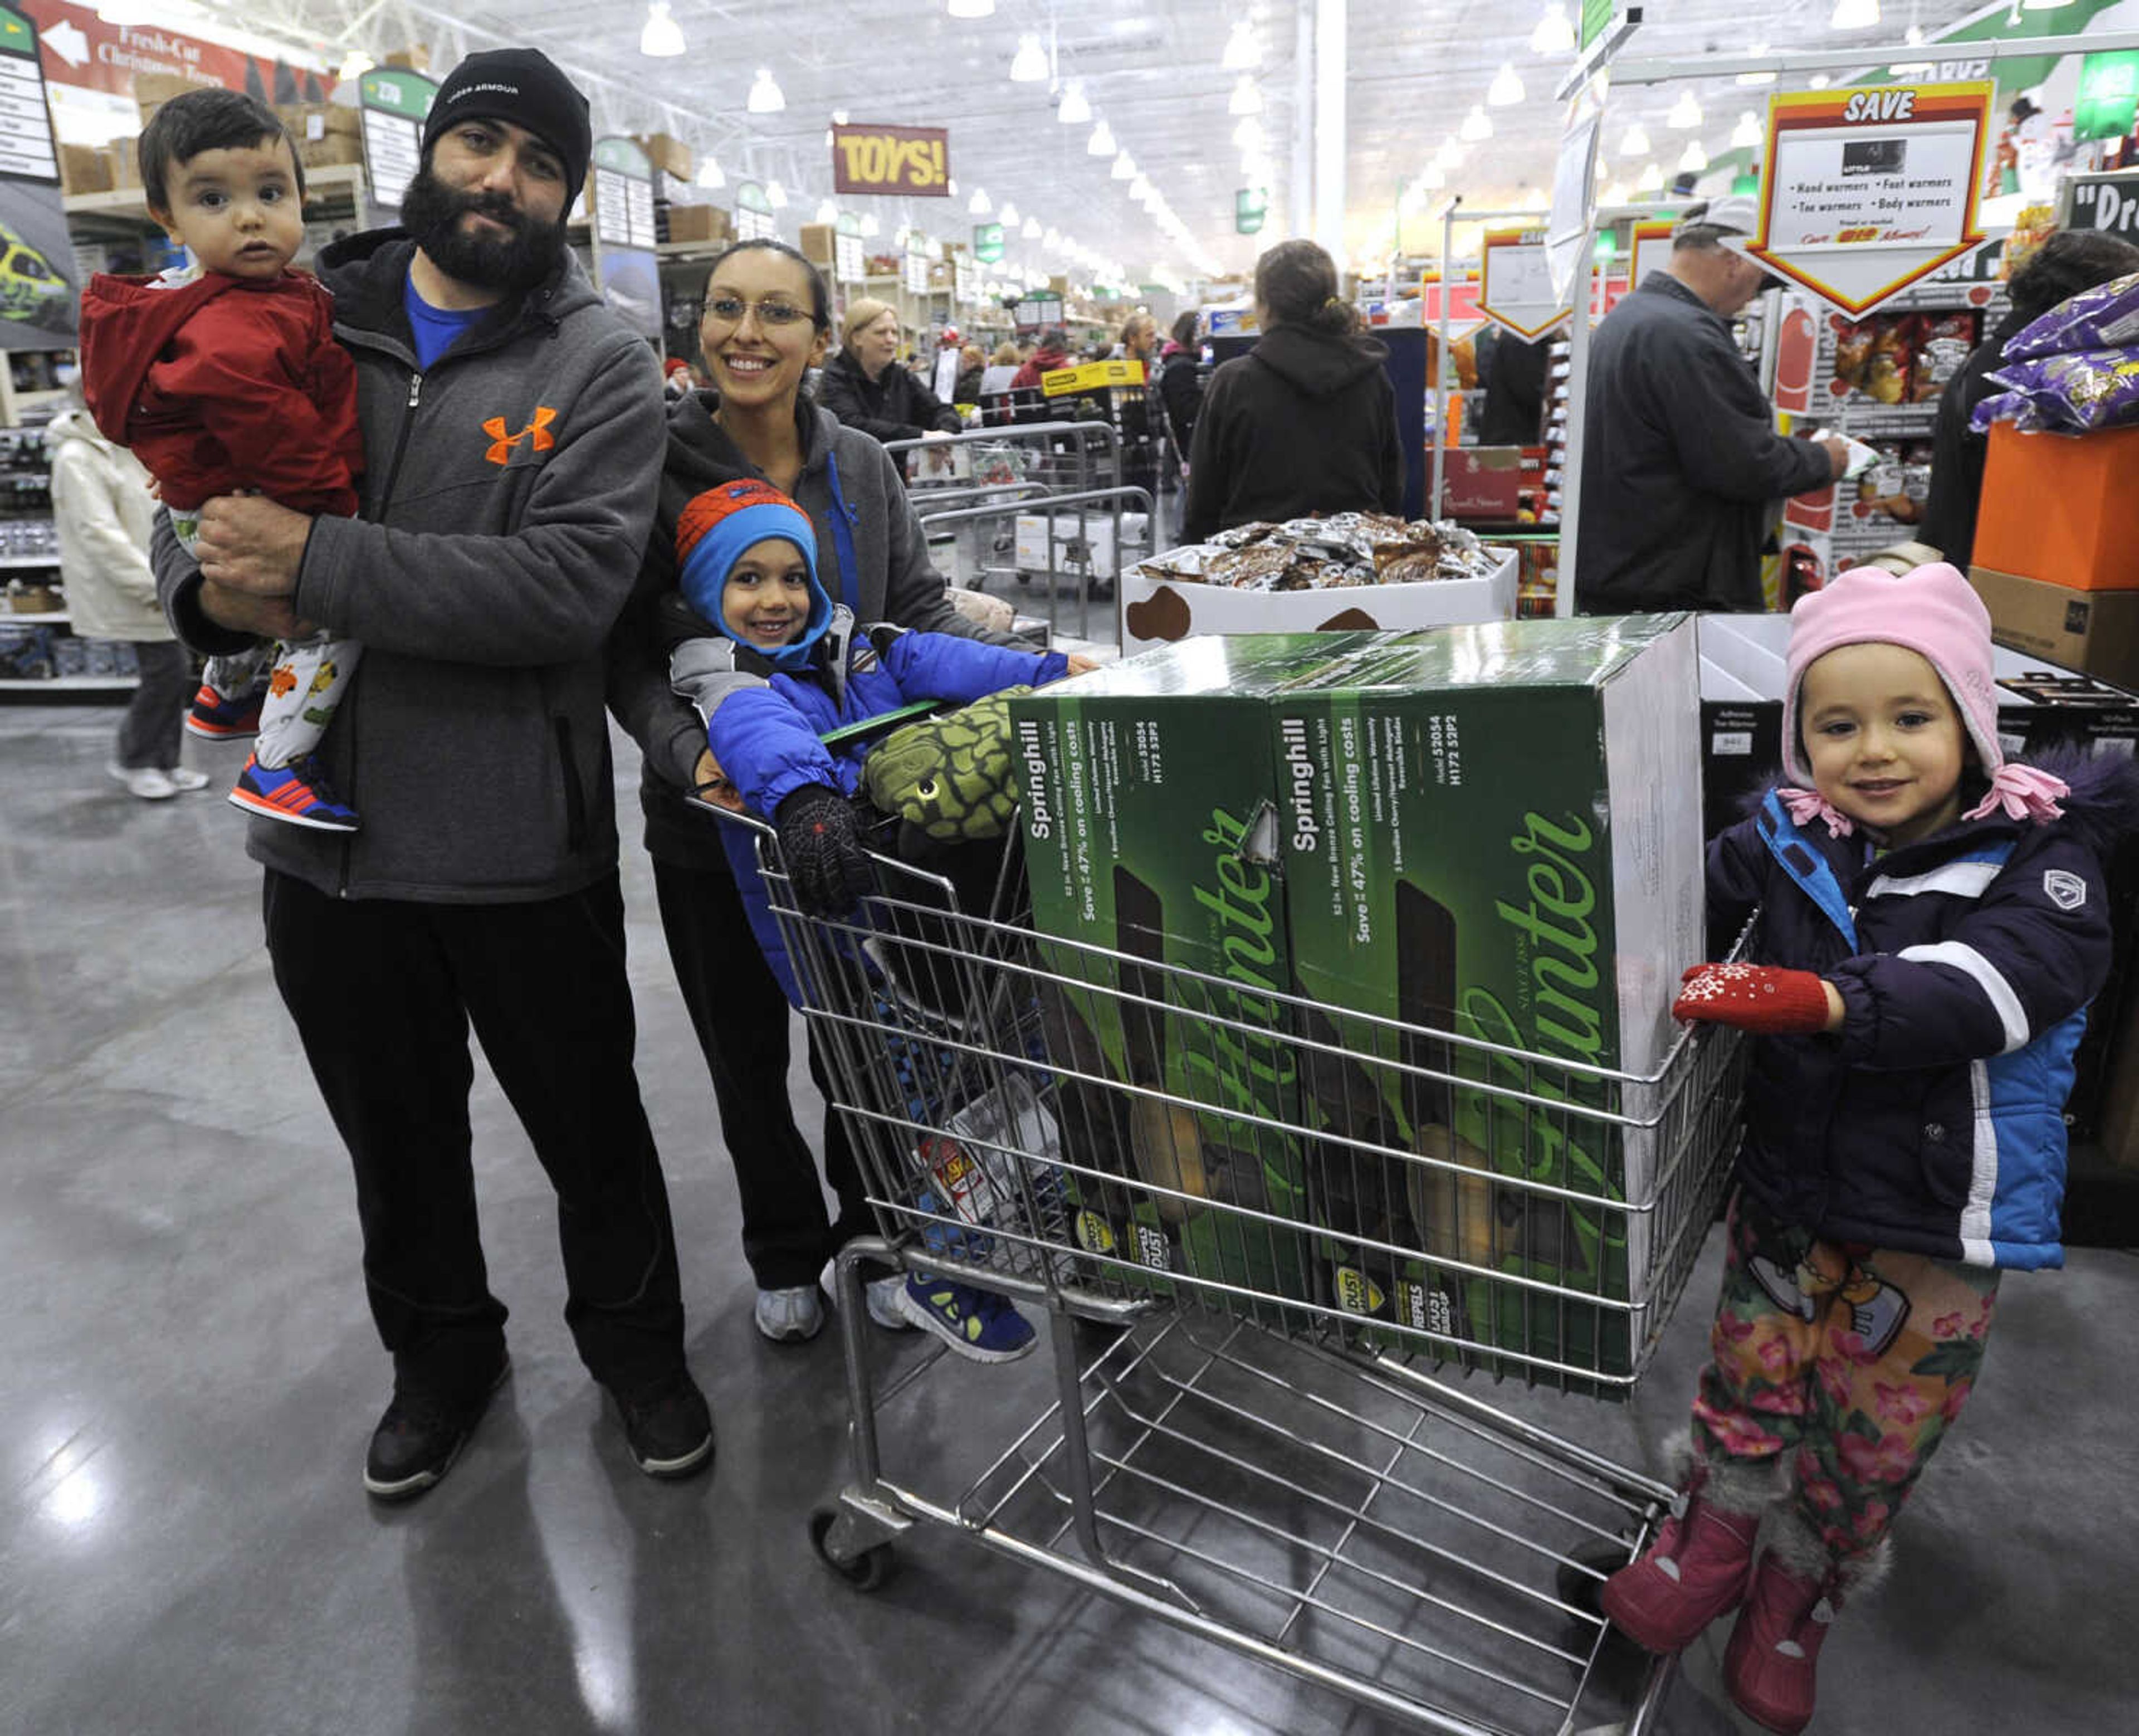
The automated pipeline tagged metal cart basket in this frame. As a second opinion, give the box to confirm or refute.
[743,811,1748,1734]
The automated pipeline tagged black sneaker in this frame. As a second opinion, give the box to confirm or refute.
[363,1358,509,1502]
[612,1368,715,1480]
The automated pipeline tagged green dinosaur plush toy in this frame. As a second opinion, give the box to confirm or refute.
[862,686,1033,842]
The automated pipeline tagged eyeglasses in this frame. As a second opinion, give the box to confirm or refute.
[703,295,813,328]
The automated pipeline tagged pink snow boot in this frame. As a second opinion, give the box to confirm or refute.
[1723,1523,1891,1734]
[1600,1452,1781,1654]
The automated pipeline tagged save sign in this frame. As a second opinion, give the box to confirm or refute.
[832,123,951,197]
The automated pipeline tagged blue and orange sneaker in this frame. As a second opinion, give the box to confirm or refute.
[184,682,266,740]
[228,754,360,831]
[893,1272,1036,1363]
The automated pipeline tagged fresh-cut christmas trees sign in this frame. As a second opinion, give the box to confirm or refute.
[1739,82,1994,316]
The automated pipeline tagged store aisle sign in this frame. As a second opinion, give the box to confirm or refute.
[832,124,949,197]
[1741,82,1994,316]
[1236,187,1268,235]
[834,212,864,285]
[903,235,931,296]
[1629,218,1674,290]
[33,0,328,104]
[358,67,435,208]
[2075,53,2139,145]
[973,222,1004,264]
[0,8,58,182]
[2066,170,2139,240]
[1477,229,1571,340]
[734,182,775,242]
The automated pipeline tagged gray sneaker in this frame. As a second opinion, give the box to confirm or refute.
[754,1285,824,1343]
[866,1273,915,1331]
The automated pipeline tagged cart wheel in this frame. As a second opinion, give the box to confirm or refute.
[1558,1535,1633,1617]
[809,1507,897,1592]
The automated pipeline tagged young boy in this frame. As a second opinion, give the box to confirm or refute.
[80,87,365,831]
[671,478,1070,1362]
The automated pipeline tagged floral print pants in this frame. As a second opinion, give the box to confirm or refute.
[1689,1188,2000,1561]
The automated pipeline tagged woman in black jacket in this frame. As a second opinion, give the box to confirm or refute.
[1184,240,1403,542]
[1920,229,2139,569]
[814,296,963,448]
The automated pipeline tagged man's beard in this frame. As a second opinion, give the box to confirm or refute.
[401,164,564,296]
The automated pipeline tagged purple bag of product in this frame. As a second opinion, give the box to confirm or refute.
[2001,272,2139,362]
[1978,349,2139,433]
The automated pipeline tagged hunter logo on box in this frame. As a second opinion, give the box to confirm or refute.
[1014,637,1365,1315]
[1272,616,1702,1380]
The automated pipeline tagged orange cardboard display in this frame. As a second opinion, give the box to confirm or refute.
[1975,424,2139,592]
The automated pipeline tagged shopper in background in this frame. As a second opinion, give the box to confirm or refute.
[1921,229,2139,570]
[1155,311,1203,459]
[1009,327,1071,389]
[1575,196,1847,615]
[954,343,985,404]
[1476,328,1550,446]
[816,298,962,448]
[1116,311,1158,365]
[1183,238,1402,543]
[154,47,711,1501]
[1606,560,2134,1733]
[979,340,1022,397]
[47,388,204,801]
[606,237,1088,1349]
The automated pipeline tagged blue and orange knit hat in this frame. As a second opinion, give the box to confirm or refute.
[676,480,832,671]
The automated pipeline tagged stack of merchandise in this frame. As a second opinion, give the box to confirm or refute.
[1137,514,1504,593]
[1974,273,2139,434]
[1830,309,1980,405]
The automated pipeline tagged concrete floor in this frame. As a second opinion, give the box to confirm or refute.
[3,701,2133,1736]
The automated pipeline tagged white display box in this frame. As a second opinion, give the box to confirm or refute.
[1014,511,1149,581]
[1119,545,1518,652]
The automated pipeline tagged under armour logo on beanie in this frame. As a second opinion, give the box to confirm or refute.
[421,48,592,206]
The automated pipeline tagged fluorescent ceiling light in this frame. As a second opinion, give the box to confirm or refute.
[1732,110,1763,149]
[1531,3,1576,55]
[1437,137,1467,170]
[1222,22,1262,71]
[1488,64,1525,108]
[765,180,787,208]
[1419,163,1446,190]
[1009,34,1048,82]
[1056,80,1090,124]
[998,201,1019,226]
[1620,122,1650,156]
[1602,181,1628,204]
[815,198,838,223]
[1667,90,1702,128]
[1830,0,1879,26]
[1022,216,1042,238]
[859,213,880,236]
[1112,151,1136,181]
[947,0,994,16]
[1232,117,1264,153]
[1229,76,1262,117]
[2021,0,2075,9]
[747,68,784,113]
[337,50,374,81]
[1737,43,1775,84]
[1679,140,1708,173]
[695,158,725,189]
[1460,105,1493,142]
[640,1,685,56]
[1635,161,1664,191]
[1088,121,1116,157]
[1044,227,1062,249]
[968,187,992,214]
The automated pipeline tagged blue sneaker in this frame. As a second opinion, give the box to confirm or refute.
[894,1272,1036,1363]
[228,753,360,831]
[184,680,265,740]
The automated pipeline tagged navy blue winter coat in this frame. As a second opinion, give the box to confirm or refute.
[1709,757,2139,1270]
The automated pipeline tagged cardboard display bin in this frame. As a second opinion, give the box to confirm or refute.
[1975,423,2139,591]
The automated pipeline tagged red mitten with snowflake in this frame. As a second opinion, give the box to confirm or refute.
[1672,963,1833,1033]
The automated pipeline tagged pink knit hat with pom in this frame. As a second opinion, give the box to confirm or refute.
[1780,561,2066,832]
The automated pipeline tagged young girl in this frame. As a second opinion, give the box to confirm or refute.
[1601,561,2136,1733]
[670,478,1071,1363]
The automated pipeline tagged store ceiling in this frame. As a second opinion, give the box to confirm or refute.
[223,0,2006,287]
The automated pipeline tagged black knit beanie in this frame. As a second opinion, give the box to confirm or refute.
[422,48,592,204]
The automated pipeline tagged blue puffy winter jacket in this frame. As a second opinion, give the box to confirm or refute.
[1708,756,2138,1270]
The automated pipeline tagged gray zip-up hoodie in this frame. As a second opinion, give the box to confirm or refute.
[607,389,1007,867]
[155,230,665,903]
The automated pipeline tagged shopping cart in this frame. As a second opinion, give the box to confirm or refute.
[741,807,1749,1734]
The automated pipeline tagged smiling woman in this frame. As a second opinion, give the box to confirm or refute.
[814,294,964,447]
[605,235,1018,1347]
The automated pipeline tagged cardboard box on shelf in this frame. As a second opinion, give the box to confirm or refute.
[1970,565,2139,688]
[298,133,364,170]
[634,132,693,183]
[1119,545,1517,652]
[383,47,429,71]
[133,72,204,120]
[1013,635,1334,1312]
[1975,423,2139,591]
[1276,616,1704,1377]
[798,221,835,264]
[58,143,111,196]
[667,203,732,247]
[104,140,141,192]
[1438,446,1526,519]
[275,102,362,143]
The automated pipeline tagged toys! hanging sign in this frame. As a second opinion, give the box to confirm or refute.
[1741,82,1994,316]
[832,124,950,198]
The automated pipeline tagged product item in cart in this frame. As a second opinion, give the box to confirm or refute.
[1015,636,1347,1312]
[2001,270,2139,362]
[1273,615,1704,1380]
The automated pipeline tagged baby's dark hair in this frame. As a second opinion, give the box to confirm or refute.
[139,87,305,216]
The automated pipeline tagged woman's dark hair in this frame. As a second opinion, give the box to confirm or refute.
[1254,238,1356,337]
[701,237,831,330]
[2006,229,2139,325]
[139,87,304,214]
[1169,310,1199,348]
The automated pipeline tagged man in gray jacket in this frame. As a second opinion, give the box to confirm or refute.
[1575,196,1848,613]
[156,50,711,1501]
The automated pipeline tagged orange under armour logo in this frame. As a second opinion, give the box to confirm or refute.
[483,406,556,465]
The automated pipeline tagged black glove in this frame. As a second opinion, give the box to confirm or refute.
[774,784,873,915]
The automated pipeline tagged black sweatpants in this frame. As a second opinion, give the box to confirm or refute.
[651,856,869,1290]
[116,640,191,771]
[263,869,687,1399]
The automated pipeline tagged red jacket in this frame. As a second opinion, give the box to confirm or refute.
[1009,345,1071,390]
[79,270,362,515]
